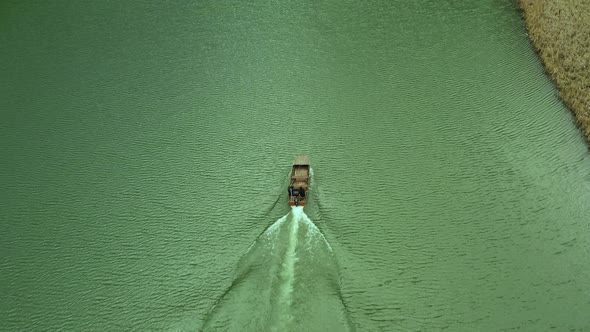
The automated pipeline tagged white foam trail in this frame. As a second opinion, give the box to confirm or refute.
[265,208,300,331]
[201,203,346,332]
[264,214,289,237]
[278,210,299,329]
[267,207,335,331]
[297,207,333,253]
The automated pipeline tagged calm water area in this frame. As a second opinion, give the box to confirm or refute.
[2,1,590,331]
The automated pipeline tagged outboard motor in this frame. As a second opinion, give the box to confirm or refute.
[294,197,299,206]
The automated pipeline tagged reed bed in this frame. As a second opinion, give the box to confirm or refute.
[520,0,590,144]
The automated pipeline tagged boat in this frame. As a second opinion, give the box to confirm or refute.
[288,155,310,206]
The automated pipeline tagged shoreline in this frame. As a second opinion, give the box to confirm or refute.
[519,0,590,146]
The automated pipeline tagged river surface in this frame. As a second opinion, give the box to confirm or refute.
[2,1,590,331]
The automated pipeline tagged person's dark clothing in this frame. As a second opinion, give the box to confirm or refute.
[299,187,305,198]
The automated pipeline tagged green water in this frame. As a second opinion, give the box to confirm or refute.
[2,1,590,331]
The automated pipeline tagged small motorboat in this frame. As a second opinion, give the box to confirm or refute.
[288,155,310,206]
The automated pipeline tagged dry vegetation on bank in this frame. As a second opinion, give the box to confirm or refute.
[520,0,590,143]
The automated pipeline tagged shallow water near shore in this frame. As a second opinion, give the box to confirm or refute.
[2,0,590,331]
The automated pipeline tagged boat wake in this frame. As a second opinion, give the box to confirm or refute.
[200,207,354,332]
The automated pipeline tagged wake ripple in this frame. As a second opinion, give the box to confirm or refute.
[200,207,354,332]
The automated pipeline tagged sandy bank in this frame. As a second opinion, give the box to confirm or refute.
[520,0,590,144]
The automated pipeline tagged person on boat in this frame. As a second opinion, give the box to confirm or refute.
[298,187,305,198]
[288,185,294,196]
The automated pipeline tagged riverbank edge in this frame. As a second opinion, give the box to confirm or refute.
[519,0,590,146]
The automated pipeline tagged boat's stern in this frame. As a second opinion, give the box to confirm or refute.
[288,196,306,206]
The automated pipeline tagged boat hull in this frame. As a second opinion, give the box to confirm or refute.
[288,155,310,207]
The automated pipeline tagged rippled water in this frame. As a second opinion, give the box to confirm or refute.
[2,0,590,331]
